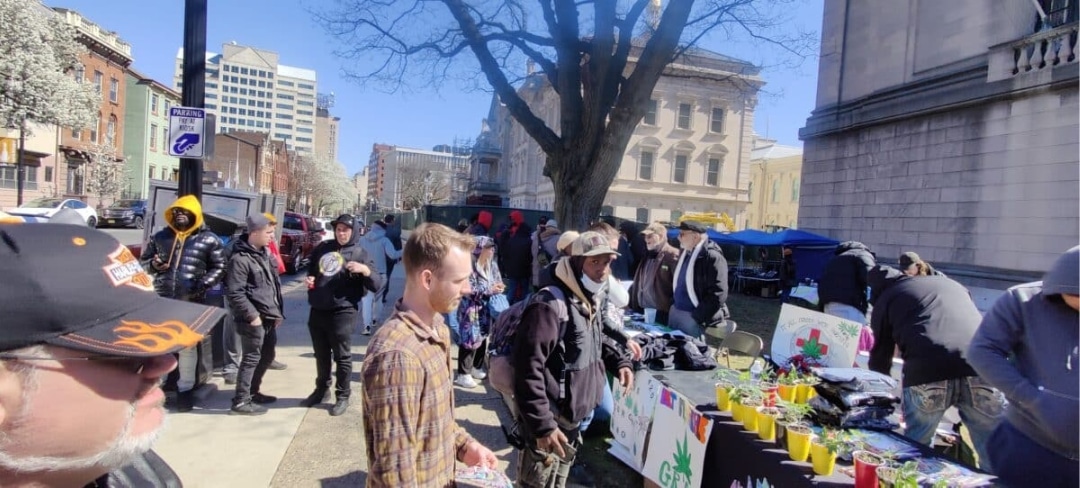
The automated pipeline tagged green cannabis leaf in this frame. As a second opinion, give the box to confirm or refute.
[673,434,693,486]
[801,336,825,359]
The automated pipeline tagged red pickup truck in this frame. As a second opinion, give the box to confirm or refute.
[280,211,323,274]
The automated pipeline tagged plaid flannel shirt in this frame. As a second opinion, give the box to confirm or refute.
[361,305,472,487]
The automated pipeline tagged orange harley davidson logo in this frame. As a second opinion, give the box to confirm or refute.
[104,245,155,292]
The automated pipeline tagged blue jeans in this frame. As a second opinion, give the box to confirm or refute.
[579,383,615,433]
[902,377,1006,472]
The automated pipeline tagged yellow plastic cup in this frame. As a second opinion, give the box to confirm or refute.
[756,409,777,441]
[715,383,732,412]
[786,426,813,462]
[811,442,837,476]
[778,383,797,402]
[730,401,744,422]
[795,384,813,404]
[740,403,760,431]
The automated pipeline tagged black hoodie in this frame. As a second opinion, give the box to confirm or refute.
[867,265,981,387]
[224,235,284,323]
[306,222,384,311]
[818,241,876,313]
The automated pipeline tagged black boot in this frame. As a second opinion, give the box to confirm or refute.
[299,389,330,408]
[330,397,349,416]
[175,390,195,413]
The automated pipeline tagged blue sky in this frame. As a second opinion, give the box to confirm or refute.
[50,0,822,176]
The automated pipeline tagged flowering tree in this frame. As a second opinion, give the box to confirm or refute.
[83,142,125,207]
[0,0,99,132]
[287,154,356,215]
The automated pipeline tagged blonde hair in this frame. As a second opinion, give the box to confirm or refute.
[403,223,475,277]
[587,222,619,242]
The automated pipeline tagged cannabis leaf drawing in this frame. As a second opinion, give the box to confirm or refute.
[673,434,693,486]
[838,322,861,339]
[800,336,826,359]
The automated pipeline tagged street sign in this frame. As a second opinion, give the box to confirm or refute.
[167,107,206,158]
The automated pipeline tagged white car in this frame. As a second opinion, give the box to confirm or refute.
[313,217,334,242]
[13,198,99,227]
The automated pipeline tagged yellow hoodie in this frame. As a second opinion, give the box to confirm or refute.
[162,195,205,267]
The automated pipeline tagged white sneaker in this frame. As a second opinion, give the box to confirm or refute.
[471,368,487,380]
[454,374,478,388]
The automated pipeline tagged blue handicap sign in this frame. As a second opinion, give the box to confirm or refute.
[172,133,200,155]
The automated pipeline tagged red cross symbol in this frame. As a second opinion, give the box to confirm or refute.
[796,329,829,355]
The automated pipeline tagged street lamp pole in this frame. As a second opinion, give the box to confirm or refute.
[178,0,207,200]
[15,122,25,206]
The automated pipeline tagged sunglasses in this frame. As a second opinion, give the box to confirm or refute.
[0,354,161,374]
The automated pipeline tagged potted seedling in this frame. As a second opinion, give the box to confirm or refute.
[810,428,846,476]
[777,370,799,402]
[727,383,755,423]
[759,365,780,408]
[853,450,886,488]
[875,465,898,488]
[740,393,764,432]
[756,403,781,442]
[795,372,821,404]
[891,461,920,488]
[785,423,814,463]
[775,400,812,450]
[714,369,740,412]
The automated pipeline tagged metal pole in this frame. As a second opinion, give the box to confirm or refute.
[15,123,24,206]
[178,0,207,199]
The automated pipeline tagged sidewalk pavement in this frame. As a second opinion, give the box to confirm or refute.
[152,270,520,487]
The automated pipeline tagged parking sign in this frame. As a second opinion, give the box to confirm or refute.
[168,107,206,158]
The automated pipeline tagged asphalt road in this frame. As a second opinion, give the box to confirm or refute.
[99,227,145,246]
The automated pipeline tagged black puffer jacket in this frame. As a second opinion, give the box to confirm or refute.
[139,195,226,303]
[818,241,876,314]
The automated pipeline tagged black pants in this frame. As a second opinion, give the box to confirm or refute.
[457,338,488,376]
[381,258,396,302]
[308,307,355,398]
[233,320,277,405]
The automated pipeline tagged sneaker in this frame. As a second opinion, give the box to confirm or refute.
[269,360,287,370]
[230,401,268,416]
[223,372,237,385]
[299,389,331,408]
[251,393,278,404]
[362,325,372,335]
[471,368,487,380]
[454,374,478,389]
[330,397,350,417]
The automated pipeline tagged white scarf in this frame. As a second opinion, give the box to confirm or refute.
[672,238,706,307]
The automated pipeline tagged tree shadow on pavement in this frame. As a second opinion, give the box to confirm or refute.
[319,471,367,487]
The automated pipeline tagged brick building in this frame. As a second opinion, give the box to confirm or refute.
[206,131,287,195]
[53,8,133,207]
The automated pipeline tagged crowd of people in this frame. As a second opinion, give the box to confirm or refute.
[0,204,1074,488]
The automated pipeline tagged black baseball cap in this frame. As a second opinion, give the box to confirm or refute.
[678,221,709,234]
[331,214,355,229]
[0,223,225,356]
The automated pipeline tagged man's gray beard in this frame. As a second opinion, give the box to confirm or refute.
[0,394,163,475]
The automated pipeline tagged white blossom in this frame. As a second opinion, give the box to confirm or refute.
[0,0,99,134]
[83,142,125,205]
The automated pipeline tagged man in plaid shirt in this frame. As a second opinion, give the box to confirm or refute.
[361,223,499,487]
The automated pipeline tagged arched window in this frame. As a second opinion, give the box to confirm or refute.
[106,115,117,145]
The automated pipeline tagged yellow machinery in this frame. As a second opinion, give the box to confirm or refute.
[678,212,736,232]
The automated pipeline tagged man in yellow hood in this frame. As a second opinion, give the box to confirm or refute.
[139,195,226,412]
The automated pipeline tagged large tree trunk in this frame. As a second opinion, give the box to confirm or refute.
[550,142,625,231]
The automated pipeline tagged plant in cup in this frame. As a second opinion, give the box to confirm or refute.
[809,428,846,476]
[852,449,886,488]
[892,461,921,488]
[776,370,800,402]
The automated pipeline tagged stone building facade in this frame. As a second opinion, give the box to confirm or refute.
[800,0,1078,294]
[503,48,762,226]
[747,136,803,230]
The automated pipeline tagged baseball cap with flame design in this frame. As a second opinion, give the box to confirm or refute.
[0,223,226,356]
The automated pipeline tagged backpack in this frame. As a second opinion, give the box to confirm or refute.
[488,286,569,397]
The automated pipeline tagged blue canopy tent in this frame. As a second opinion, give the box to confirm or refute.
[728,229,839,283]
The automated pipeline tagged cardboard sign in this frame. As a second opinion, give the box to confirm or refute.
[642,386,713,488]
[609,371,662,470]
[771,303,862,368]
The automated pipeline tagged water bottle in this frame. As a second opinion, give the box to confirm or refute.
[750,359,764,381]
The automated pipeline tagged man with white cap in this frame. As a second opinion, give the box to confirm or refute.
[670,221,731,339]
[0,222,226,486]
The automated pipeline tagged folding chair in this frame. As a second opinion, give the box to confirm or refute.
[718,330,765,369]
